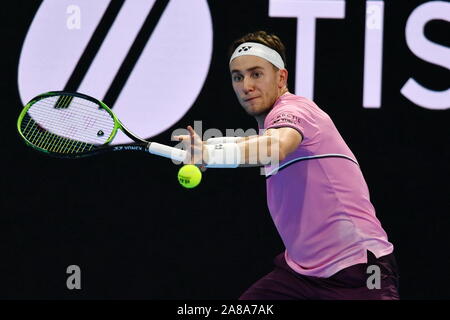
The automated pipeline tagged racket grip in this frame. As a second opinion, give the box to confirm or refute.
[147,142,187,162]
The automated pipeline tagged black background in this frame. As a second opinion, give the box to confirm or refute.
[1,0,449,300]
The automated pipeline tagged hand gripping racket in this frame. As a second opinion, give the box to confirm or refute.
[17,91,187,161]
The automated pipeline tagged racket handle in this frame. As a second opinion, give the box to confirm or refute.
[147,142,187,162]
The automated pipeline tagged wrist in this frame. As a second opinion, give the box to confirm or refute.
[202,143,209,164]
[204,143,241,168]
[206,136,243,145]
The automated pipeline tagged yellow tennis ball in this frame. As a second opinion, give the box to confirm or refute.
[178,164,202,189]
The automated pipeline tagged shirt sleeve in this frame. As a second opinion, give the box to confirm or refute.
[265,103,319,145]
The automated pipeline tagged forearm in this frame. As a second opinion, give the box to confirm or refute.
[205,135,258,144]
[202,134,281,167]
[177,126,300,168]
[238,135,280,166]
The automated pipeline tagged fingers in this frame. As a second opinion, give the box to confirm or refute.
[174,126,198,141]
[173,125,204,165]
[173,134,190,141]
[187,125,202,140]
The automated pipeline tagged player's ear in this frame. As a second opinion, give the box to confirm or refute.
[278,68,288,89]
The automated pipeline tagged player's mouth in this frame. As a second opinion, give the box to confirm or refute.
[244,96,259,102]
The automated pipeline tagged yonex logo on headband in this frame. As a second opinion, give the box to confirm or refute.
[230,42,285,70]
[238,46,253,53]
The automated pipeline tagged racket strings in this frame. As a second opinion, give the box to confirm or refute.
[23,96,116,147]
[54,95,74,109]
[34,97,116,127]
[20,113,95,154]
[28,101,115,140]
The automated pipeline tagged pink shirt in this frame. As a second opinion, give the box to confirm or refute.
[263,93,394,278]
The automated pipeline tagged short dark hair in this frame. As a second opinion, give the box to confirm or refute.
[229,31,287,69]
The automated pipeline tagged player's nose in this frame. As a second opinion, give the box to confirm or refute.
[242,76,254,94]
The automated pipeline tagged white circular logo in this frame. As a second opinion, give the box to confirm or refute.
[18,0,213,143]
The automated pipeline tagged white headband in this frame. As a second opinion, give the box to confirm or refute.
[229,42,285,70]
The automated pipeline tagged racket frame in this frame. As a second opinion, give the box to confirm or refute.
[17,91,150,158]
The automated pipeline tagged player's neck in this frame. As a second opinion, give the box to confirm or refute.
[279,88,289,98]
[255,89,290,128]
[255,114,266,129]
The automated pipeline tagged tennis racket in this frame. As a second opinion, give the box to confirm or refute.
[17,91,187,161]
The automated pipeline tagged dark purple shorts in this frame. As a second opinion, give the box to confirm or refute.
[239,250,400,300]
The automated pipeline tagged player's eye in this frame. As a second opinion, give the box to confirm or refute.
[233,74,243,82]
[252,71,262,79]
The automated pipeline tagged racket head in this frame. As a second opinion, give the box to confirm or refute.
[17,91,122,158]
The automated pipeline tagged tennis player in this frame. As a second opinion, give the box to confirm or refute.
[176,31,399,300]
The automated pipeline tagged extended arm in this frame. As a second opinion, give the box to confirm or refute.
[235,127,302,167]
[174,126,302,167]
